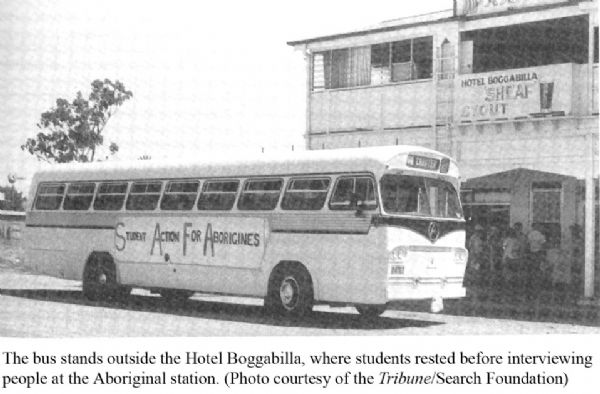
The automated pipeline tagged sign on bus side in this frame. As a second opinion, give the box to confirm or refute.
[113,217,267,268]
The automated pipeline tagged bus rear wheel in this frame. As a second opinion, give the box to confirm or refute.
[355,304,387,318]
[266,264,313,317]
[82,254,130,301]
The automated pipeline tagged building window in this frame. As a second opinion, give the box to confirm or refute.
[312,46,371,90]
[594,26,598,64]
[312,36,432,90]
[461,16,589,73]
[371,37,433,84]
[531,182,562,248]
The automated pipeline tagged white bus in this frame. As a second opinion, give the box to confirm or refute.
[25,146,467,317]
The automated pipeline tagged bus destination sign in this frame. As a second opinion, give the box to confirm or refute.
[407,155,440,171]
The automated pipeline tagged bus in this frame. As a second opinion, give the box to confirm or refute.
[24,146,467,317]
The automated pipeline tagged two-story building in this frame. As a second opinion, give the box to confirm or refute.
[288,0,599,298]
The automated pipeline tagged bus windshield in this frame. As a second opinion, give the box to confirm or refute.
[380,174,463,219]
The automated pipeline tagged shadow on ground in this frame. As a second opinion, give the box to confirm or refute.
[389,294,600,327]
[0,288,443,331]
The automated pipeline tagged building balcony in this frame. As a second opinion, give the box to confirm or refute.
[308,62,596,136]
[309,79,433,135]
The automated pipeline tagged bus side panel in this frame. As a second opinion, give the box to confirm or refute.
[24,227,113,281]
[263,229,388,305]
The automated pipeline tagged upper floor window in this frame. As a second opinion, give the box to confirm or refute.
[313,46,371,90]
[34,183,65,210]
[238,179,283,211]
[313,37,433,91]
[461,15,588,73]
[594,26,598,64]
[94,182,128,211]
[372,37,433,83]
[126,181,162,210]
[197,180,239,211]
[281,178,330,210]
[63,182,95,210]
[160,181,199,210]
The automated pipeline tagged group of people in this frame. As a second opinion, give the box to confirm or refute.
[464,222,552,294]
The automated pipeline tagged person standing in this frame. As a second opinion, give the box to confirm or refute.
[465,224,485,295]
[502,228,522,294]
[527,223,547,290]
[487,225,503,288]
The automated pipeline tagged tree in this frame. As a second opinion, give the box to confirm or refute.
[21,79,133,163]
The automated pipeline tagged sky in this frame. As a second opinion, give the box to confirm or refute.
[0,0,450,193]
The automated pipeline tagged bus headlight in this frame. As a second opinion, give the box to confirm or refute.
[389,246,408,263]
[454,248,468,264]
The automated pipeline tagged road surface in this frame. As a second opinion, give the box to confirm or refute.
[1,270,598,337]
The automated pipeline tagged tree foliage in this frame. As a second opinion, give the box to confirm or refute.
[0,185,25,211]
[22,79,133,163]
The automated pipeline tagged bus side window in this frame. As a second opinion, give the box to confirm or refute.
[94,182,128,211]
[34,183,66,210]
[197,180,239,210]
[63,183,96,210]
[126,181,162,210]
[160,181,199,210]
[238,179,283,210]
[281,177,330,210]
[330,176,377,210]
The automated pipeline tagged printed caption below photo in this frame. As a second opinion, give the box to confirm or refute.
[0,349,594,389]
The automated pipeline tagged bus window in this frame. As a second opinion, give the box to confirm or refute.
[63,183,96,210]
[238,179,283,210]
[93,182,128,211]
[197,180,239,210]
[281,178,330,210]
[160,180,199,210]
[126,181,162,210]
[34,183,65,210]
[380,174,462,218]
[329,176,377,210]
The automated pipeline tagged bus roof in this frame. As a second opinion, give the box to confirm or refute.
[31,146,457,184]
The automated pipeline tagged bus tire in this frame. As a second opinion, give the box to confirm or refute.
[82,253,128,301]
[355,304,387,318]
[265,263,314,317]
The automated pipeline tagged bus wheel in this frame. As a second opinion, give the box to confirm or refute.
[355,304,387,318]
[266,264,313,316]
[159,289,194,303]
[82,254,127,301]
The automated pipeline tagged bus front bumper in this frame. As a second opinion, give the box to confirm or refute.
[386,277,466,300]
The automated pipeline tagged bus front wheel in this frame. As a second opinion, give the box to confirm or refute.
[82,253,130,301]
[355,304,387,318]
[266,264,313,316]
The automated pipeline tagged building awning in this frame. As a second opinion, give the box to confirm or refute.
[462,168,577,190]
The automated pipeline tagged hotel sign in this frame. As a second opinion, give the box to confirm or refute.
[455,0,570,16]
[455,64,572,122]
